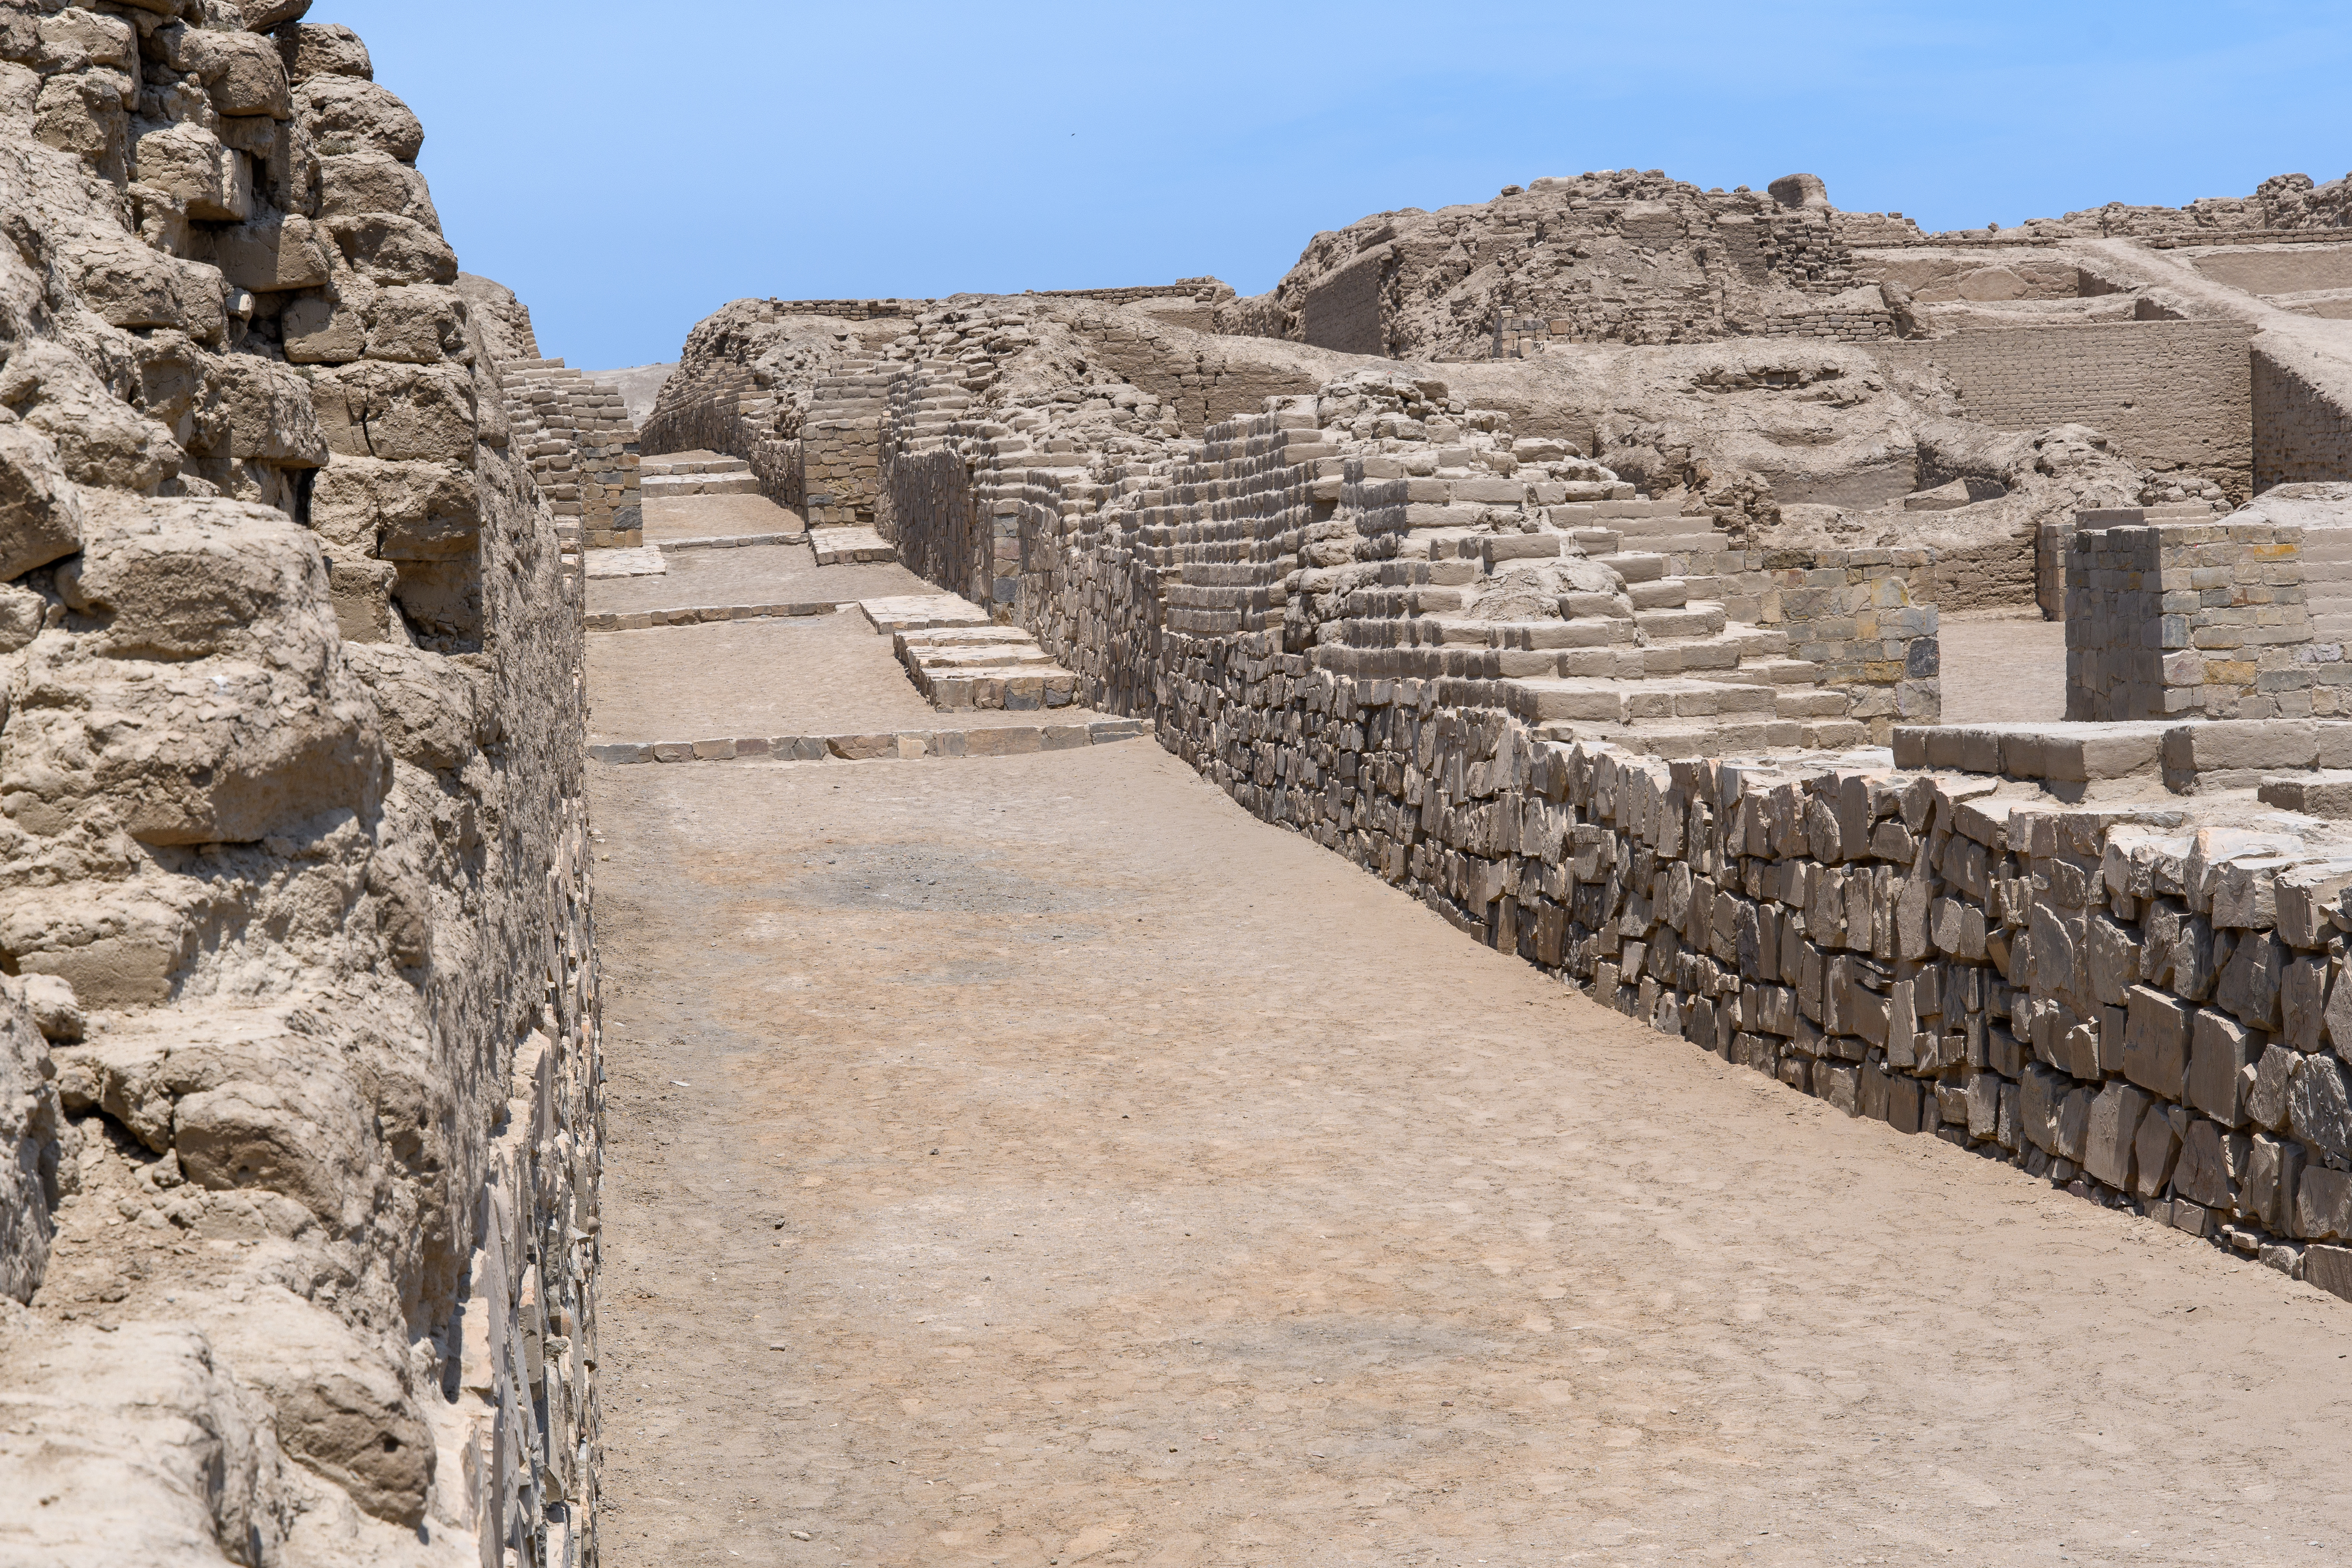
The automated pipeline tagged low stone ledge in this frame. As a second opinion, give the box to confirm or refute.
[658,532,809,552]
[1894,719,2352,794]
[588,719,1149,765]
[585,600,844,631]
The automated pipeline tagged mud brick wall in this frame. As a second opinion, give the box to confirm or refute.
[2254,338,2352,492]
[2066,520,2322,720]
[1757,306,1897,342]
[804,404,884,525]
[0,10,608,1560]
[1876,322,2255,500]
[500,359,643,549]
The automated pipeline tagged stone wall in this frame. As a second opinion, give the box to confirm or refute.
[1876,322,2256,500]
[873,357,2352,1308]
[2065,518,2319,720]
[2253,336,2352,491]
[0,10,602,1564]
[499,358,642,550]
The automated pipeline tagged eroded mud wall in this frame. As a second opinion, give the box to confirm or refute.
[0,6,601,1565]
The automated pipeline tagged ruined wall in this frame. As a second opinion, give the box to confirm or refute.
[874,343,2352,1307]
[2065,519,2314,720]
[1876,322,2255,499]
[0,8,601,1564]
[497,357,642,550]
[2253,336,2352,491]
[1236,170,1924,361]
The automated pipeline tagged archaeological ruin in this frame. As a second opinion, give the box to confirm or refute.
[9,1,2352,1563]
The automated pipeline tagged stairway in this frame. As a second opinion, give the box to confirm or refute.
[641,454,760,499]
[859,595,1080,711]
[1307,520,1875,757]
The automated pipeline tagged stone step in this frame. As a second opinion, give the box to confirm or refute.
[1627,578,1688,610]
[1718,656,1827,687]
[1634,603,1728,640]
[1535,716,1805,758]
[1503,676,1778,725]
[641,456,750,476]
[642,474,760,497]
[859,594,993,634]
[908,646,1062,671]
[809,526,896,566]
[1774,688,1854,719]
[1595,551,1668,584]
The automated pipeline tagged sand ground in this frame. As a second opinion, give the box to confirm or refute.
[1936,610,2066,725]
[588,496,2352,1568]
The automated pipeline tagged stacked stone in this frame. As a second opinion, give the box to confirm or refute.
[1758,307,1897,341]
[498,358,642,550]
[859,337,2352,1307]
[802,359,895,528]
[1152,646,2352,1298]
[2066,519,2315,719]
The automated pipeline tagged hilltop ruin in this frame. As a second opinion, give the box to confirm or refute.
[8,0,2352,1559]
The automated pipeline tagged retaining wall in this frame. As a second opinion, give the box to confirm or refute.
[2253,337,2352,492]
[877,380,2352,1307]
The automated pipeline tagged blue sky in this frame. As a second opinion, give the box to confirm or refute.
[332,0,2352,372]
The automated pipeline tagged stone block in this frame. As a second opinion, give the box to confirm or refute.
[2306,1244,2352,1303]
[2080,1080,2148,1190]
[2121,984,2191,1100]
[2186,1008,2256,1126]
[2173,1117,2248,1210]
[2295,1164,2352,1241]
[2131,1107,2182,1198]
[2288,1053,2352,1159]
[966,727,1043,757]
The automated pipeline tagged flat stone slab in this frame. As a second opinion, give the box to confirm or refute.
[590,719,1152,765]
[662,532,807,552]
[585,545,667,578]
[588,600,842,632]
[811,526,896,566]
[860,594,994,634]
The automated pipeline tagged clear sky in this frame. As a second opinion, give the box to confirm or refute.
[330,0,2352,372]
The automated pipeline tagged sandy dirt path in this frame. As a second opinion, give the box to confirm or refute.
[589,742,2352,1568]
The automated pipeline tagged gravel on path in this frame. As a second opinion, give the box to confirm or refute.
[589,742,2352,1568]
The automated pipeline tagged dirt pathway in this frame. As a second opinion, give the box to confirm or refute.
[588,738,2352,1568]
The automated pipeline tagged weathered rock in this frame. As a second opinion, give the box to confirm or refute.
[309,454,479,560]
[0,339,183,493]
[174,27,292,120]
[302,359,477,465]
[0,983,57,1303]
[294,75,422,161]
[274,22,371,84]
[0,413,84,580]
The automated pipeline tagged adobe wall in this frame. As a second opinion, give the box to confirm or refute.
[2253,336,2352,491]
[500,357,644,549]
[1875,322,2255,499]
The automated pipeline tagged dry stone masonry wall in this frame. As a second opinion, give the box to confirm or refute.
[0,5,602,1565]
[837,304,2352,1315]
[497,357,641,552]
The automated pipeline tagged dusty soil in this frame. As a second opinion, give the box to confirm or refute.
[589,742,2352,1568]
[588,614,1108,743]
[589,542,932,618]
[1934,609,2066,725]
